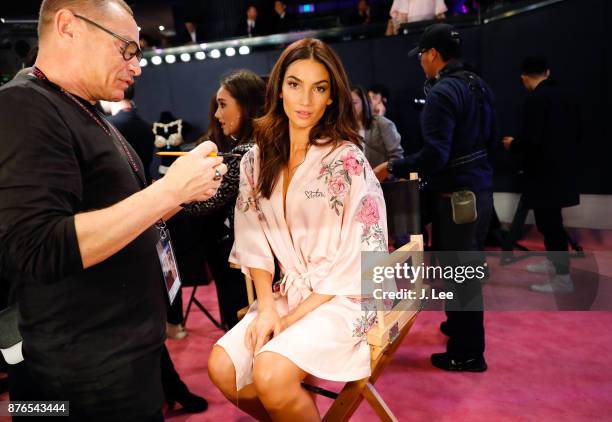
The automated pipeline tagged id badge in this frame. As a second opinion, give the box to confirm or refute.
[155,221,182,304]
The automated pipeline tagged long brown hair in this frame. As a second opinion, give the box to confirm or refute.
[200,94,224,148]
[220,69,266,145]
[351,85,374,130]
[199,69,266,151]
[254,38,361,199]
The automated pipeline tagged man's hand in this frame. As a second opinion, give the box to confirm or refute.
[73,143,227,270]
[373,161,390,182]
[502,136,514,151]
[245,306,281,353]
[159,141,228,205]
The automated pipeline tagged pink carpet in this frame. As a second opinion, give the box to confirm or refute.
[2,226,612,421]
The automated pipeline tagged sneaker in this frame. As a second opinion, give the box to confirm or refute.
[431,353,487,372]
[530,274,574,293]
[526,259,555,274]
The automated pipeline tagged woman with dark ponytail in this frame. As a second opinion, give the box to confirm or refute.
[184,69,266,329]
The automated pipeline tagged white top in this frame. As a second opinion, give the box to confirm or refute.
[390,0,448,22]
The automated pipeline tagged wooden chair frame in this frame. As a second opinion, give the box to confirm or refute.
[322,234,425,421]
[236,235,425,421]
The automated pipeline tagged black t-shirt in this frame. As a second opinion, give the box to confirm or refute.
[0,75,166,378]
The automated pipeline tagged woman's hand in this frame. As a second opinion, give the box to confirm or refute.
[245,306,280,353]
[273,315,292,337]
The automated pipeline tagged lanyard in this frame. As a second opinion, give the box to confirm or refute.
[31,67,171,232]
[31,67,147,189]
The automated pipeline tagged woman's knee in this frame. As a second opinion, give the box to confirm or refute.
[252,352,303,405]
[208,346,236,396]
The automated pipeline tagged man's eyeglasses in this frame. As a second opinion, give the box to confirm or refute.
[418,48,430,59]
[74,14,142,62]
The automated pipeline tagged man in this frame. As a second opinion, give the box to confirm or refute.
[102,84,153,183]
[182,21,204,44]
[271,0,295,34]
[374,24,497,372]
[0,1,226,420]
[239,5,261,37]
[503,56,580,293]
[346,0,372,26]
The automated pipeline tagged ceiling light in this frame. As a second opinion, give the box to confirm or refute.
[195,51,206,60]
[151,56,162,65]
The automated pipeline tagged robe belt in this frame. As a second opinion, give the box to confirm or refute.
[278,267,321,309]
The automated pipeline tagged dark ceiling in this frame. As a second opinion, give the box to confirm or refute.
[1,1,177,35]
[1,0,161,17]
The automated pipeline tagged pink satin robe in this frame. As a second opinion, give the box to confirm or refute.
[216,141,388,390]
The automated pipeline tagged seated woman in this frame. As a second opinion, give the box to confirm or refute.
[351,85,404,169]
[184,70,266,329]
[208,38,388,421]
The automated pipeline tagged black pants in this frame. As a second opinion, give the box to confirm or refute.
[160,343,191,400]
[431,190,493,359]
[533,207,569,275]
[28,349,164,422]
[7,360,49,421]
[167,288,184,325]
[10,349,177,422]
[205,234,249,330]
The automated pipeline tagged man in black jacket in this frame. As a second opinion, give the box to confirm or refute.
[105,84,154,183]
[375,24,496,372]
[271,1,296,34]
[237,5,262,37]
[503,57,580,293]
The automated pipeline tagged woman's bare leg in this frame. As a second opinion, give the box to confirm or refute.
[208,345,272,421]
[253,351,320,422]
